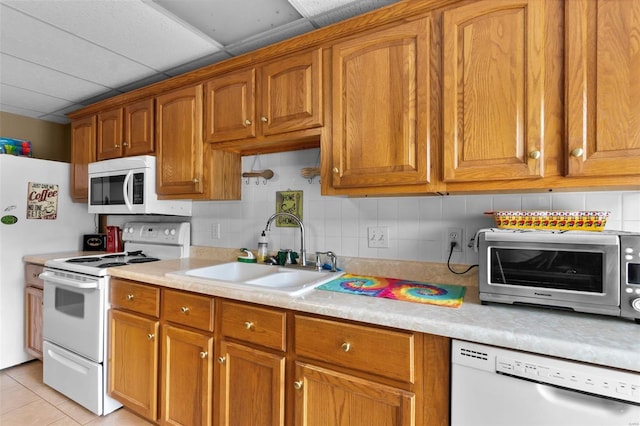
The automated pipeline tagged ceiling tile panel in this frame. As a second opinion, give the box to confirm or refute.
[225,18,315,57]
[4,0,223,70]
[0,54,109,101]
[0,84,74,113]
[0,4,157,87]
[153,0,303,45]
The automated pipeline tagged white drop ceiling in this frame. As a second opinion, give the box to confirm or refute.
[0,0,399,124]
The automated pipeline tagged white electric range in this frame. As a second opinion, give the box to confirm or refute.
[40,221,190,415]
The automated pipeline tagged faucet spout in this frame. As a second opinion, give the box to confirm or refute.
[264,212,307,267]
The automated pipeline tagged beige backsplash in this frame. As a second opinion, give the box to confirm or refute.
[189,246,479,287]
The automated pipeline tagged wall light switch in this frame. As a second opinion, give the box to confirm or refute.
[368,226,389,248]
[211,223,220,240]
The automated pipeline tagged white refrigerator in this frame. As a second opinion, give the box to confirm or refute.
[0,155,95,369]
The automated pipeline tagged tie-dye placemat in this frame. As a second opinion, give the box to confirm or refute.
[317,274,466,308]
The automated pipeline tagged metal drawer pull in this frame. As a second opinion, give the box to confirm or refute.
[341,342,351,352]
[571,147,584,157]
[147,333,155,340]
[244,321,254,330]
[218,356,226,364]
[180,306,189,314]
[293,381,303,390]
[199,351,208,359]
[528,150,541,160]
[126,294,134,301]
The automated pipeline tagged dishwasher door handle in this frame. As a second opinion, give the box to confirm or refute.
[537,383,633,416]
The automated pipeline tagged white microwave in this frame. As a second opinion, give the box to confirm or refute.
[88,155,192,216]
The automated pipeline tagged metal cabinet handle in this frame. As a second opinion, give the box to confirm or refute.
[122,141,128,147]
[192,178,199,184]
[341,342,351,352]
[244,321,254,330]
[570,147,584,157]
[333,167,339,174]
[147,333,155,340]
[528,150,541,160]
[244,119,252,126]
[180,306,189,314]
[199,351,208,359]
[293,380,303,390]
[126,294,134,301]
[114,144,120,148]
[218,356,226,364]
[260,116,268,123]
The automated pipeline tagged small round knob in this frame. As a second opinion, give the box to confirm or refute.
[528,150,541,160]
[126,294,134,301]
[632,298,640,312]
[180,306,189,314]
[332,167,339,174]
[570,147,584,157]
[341,342,351,352]
[244,321,254,330]
[218,356,226,364]
[293,381,303,390]
[147,333,155,340]
[192,178,199,183]
[199,351,208,359]
[260,116,268,123]
[114,144,120,148]
[123,141,128,147]
[244,119,252,126]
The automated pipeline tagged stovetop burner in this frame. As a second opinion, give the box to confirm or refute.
[67,257,102,263]
[98,262,128,268]
[127,257,159,264]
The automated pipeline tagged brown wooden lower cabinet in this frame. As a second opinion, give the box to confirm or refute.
[160,324,214,426]
[294,362,415,426]
[107,281,450,426]
[217,340,285,426]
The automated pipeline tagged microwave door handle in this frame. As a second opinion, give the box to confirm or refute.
[123,170,134,212]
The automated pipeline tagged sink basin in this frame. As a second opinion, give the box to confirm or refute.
[167,262,344,296]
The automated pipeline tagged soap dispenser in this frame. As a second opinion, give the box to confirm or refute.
[257,230,269,262]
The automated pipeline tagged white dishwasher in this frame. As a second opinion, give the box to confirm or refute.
[451,340,640,426]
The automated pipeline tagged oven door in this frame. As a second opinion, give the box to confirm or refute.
[479,232,620,313]
[41,269,106,362]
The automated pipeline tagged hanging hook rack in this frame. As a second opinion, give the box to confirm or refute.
[242,154,274,185]
[300,150,321,183]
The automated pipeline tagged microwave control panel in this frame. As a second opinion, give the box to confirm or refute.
[621,235,640,319]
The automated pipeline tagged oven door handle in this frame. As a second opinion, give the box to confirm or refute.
[39,271,99,289]
[122,170,134,212]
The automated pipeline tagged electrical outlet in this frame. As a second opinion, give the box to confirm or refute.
[447,228,463,252]
[368,226,389,248]
[211,223,220,240]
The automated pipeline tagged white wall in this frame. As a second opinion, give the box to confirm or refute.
[185,148,640,265]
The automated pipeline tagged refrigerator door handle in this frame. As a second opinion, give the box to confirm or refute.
[122,170,134,212]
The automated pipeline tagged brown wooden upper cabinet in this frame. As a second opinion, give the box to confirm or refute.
[97,98,154,161]
[442,0,547,182]
[328,18,433,191]
[156,85,204,197]
[70,115,96,201]
[565,0,640,178]
[204,48,323,143]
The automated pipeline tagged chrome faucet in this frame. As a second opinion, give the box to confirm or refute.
[315,251,338,272]
[264,212,307,267]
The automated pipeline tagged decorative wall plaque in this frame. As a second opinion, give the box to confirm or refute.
[275,190,303,227]
[26,182,59,220]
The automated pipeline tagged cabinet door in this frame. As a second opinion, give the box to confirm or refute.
[565,0,640,177]
[442,0,546,182]
[161,324,213,426]
[25,286,43,359]
[204,68,256,143]
[331,18,431,188]
[70,116,96,201]
[218,341,285,426]
[261,48,323,136]
[108,309,159,421]
[97,108,123,160]
[156,85,204,196]
[294,362,415,426]
[124,98,155,157]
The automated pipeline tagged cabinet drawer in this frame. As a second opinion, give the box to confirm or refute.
[220,301,286,351]
[294,315,415,383]
[110,279,160,317]
[163,289,214,332]
[25,264,44,288]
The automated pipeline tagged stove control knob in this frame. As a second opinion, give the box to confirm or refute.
[632,298,640,312]
[164,228,170,236]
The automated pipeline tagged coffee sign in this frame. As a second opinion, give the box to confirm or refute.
[27,182,58,220]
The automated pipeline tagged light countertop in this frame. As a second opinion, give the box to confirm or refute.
[25,250,640,373]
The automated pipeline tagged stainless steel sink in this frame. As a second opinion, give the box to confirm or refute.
[166,262,344,296]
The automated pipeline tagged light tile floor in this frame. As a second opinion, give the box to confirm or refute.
[0,360,153,425]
